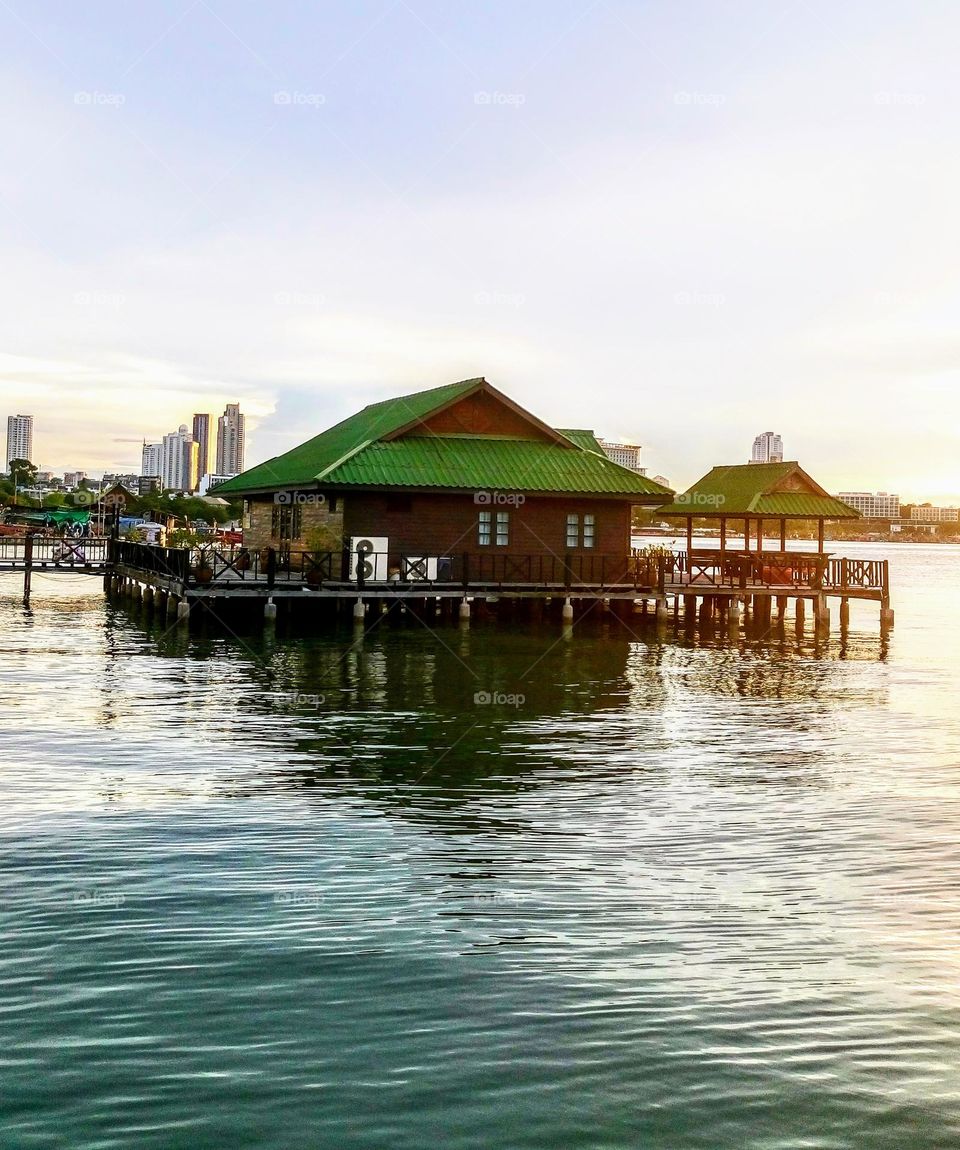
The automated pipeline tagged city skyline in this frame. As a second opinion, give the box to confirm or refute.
[1,2,958,500]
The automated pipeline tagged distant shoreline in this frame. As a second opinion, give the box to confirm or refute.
[634,530,959,546]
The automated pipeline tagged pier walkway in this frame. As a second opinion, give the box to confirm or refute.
[1,537,893,631]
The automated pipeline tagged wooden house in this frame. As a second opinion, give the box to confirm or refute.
[214,377,672,578]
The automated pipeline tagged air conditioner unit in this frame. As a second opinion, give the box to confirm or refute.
[349,536,389,581]
[401,556,439,581]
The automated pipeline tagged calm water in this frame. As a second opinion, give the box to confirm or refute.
[2,544,960,1149]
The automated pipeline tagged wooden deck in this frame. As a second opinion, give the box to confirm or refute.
[1,537,893,628]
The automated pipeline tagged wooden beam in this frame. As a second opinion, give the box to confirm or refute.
[686,516,693,556]
[818,519,825,553]
[780,518,787,551]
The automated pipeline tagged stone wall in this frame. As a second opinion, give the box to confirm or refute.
[244,496,344,554]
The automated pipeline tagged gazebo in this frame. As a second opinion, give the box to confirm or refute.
[656,461,859,567]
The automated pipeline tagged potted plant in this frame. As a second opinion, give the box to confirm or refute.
[193,548,214,585]
[303,524,340,586]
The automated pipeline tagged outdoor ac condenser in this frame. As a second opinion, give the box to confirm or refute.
[349,536,389,581]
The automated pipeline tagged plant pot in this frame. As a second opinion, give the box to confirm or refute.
[235,552,251,571]
[306,567,323,587]
[193,567,213,585]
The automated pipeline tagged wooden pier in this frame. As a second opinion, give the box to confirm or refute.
[0,534,893,634]
[102,540,891,633]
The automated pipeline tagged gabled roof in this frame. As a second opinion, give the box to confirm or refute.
[214,379,673,501]
[658,462,859,519]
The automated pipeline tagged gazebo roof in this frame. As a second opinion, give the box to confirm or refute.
[658,462,859,520]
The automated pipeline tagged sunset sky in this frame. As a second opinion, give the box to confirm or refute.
[1,0,958,499]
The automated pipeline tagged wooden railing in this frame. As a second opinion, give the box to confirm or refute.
[671,550,888,592]
[114,543,668,591]
[111,542,889,596]
[0,535,111,567]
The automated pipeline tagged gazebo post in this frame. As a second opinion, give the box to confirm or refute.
[817,519,825,554]
[780,518,787,552]
[686,516,692,557]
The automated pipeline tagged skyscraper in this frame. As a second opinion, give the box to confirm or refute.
[162,425,200,492]
[192,413,212,481]
[141,441,163,479]
[6,414,34,468]
[215,403,245,475]
[751,431,783,464]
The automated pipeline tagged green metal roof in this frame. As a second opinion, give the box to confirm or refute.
[658,462,859,519]
[556,428,605,452]
[214,381,673,501]
[322,436,669,495]
[215,378,485,495]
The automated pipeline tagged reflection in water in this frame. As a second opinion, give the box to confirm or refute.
[1,547,959,1150]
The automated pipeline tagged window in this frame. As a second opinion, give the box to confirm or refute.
[565,512,596,549]
[271,505,302,541]
[583,513,595,549]
[479,510,509,546]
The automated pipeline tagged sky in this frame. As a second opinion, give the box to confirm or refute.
[1,0,958,500]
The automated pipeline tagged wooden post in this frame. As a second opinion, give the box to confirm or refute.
[880,559,894,628]
[22,532,33,605]
[686,516,693,561]
[780,518,786,552]
[817,519,825,553]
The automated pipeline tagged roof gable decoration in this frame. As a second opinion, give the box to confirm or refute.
[382,378,576,448]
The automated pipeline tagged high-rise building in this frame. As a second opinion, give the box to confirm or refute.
[598,440,645,474]
[216,403,245,476]
[751,431,783,464]
[63,471,87,488]
[141,441,163,479]
[162,425,200,492]
[836,492,900,519]
[6,414,33,468]
[192,413,212,481]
